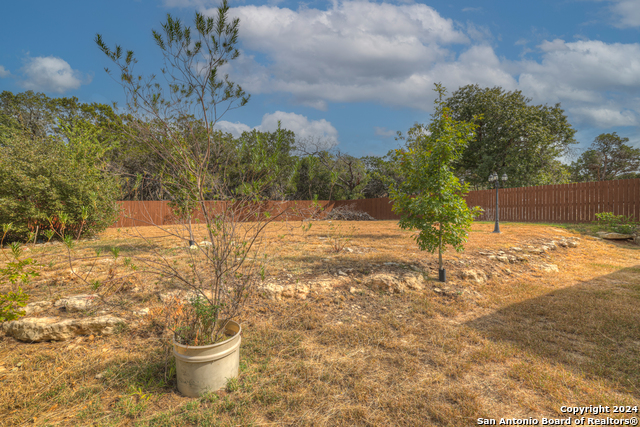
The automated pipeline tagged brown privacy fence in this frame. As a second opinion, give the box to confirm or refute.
[466,178,640,223]
[110,198,400,228]
[110,178,640,227]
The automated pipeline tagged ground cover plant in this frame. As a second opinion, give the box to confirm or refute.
[1,220,639,426]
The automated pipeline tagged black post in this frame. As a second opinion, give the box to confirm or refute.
[493,179,501,233]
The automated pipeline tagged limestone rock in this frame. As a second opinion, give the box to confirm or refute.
[402,273,425,290]
[538,263,559,273]
[133,308,149,316]
[596,231,633,240]
[281,284,310,300]
[159,290,213,303]
[567,240,579,248]
[634,235,640,246]
[2,316,126,342]
[460,270,487,284]
[364,273,407,294]
[259,283,283,300]
[496,255,509,263]
[54,294,99,313]
[24,301,53,315]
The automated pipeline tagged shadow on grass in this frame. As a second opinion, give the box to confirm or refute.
[466,265,640,394]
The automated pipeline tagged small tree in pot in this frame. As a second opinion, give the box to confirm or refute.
[95,2,294,396]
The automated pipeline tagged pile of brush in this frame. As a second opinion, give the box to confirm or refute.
[325,204,376,221]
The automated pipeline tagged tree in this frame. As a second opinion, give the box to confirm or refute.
[570,132,640,182]
[95,3,292,345]
[230,127,299,200]
[361,150,405,198]
[288,153,334,200]
[444,84,577,189]
[294,138,370,200]
[390,84,482,281]
[0,123,121,241]
[0,90,122,143]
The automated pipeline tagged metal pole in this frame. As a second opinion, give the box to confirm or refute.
[493,179,501,233]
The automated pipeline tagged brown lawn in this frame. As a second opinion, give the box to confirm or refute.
[1,220,639,426]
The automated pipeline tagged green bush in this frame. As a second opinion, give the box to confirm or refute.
[0,236,38,322]
[594,212,639,235]
[0,288,29,322]
[0,124,121,241]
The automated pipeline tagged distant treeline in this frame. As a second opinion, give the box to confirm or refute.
[1,88,638,239]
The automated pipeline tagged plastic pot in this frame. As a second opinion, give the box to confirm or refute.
[173,320,242,397]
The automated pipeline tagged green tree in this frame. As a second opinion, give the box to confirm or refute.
[230,127,299,200]
[0,124,121,241]
[288,154,334,200]
[0,90,122,143]
[361,150,405,198]
[444,84,577,189]
[570,132,640,182]
[390,84,482,280]
[292,148,369,200]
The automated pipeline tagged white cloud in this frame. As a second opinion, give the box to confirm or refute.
[509,39,640,127]
[19,56,91,93]
[211,1,485,110]
[462,7,482,12]
[214,111,339,147]
[610,0,640,28]
[214,120,252,137]
[0,65,10,78]
[465,22,492,42]
[374,126,396,137]
[259,111,339,146]
[198,1,640,132]
[569,106,638,127]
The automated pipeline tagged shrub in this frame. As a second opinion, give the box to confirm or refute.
[594,212,639,235]
[0,125,121,241]
[0,227,38,322]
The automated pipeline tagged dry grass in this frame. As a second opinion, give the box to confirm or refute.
[1,220,639,426]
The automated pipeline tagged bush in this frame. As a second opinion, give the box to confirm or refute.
[594,212,639,235]
[0,125,121,241]
[0,235,38,323]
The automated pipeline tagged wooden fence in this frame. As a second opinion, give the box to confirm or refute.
[466,178,640,223]
[110,198,400,228]
[109,178,640,227]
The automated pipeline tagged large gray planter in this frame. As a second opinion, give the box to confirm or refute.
[173,320,241,397]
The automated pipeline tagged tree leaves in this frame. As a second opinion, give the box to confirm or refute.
[390,84,482,269]
[570,132,640,181]
[444,84,577,189]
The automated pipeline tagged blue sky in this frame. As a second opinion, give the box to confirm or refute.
[2,0,640,160]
